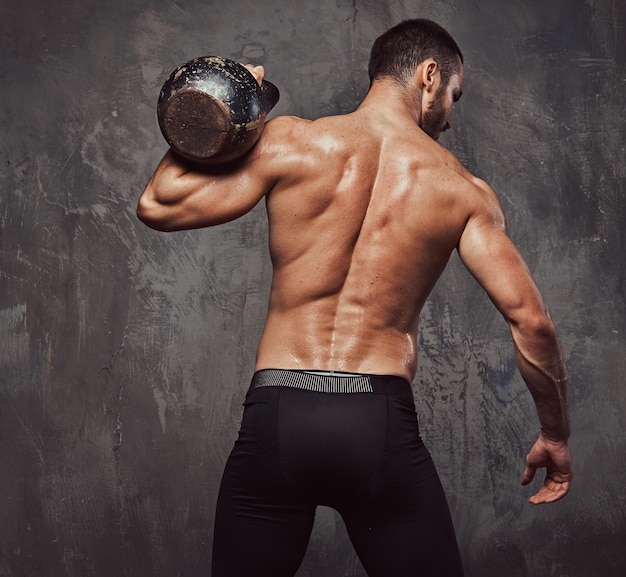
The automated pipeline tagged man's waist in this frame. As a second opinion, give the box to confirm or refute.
[249,368,413,402]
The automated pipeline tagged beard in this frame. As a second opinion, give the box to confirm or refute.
[420,89,448,140]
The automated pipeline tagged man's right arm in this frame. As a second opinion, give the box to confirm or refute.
[136,145,278,232]
[137,64,278,232]
[456,177,572,504]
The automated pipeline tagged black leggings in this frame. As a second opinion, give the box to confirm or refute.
[212,369,464,577]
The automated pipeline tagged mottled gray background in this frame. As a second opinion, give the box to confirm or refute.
[1,0,624,575]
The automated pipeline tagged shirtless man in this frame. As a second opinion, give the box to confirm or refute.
[138,18,572,577]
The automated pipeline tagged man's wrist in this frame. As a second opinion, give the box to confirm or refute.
[539,427,570,444]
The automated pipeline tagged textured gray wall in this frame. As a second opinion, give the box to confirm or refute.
[1,0,624,575]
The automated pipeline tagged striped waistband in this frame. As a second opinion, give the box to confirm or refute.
[249,369,413,402]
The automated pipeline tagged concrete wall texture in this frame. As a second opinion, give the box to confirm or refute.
[1,0,624,575]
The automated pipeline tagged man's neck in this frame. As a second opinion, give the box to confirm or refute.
[357,79,423,128]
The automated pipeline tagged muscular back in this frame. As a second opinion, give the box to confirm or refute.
[255,111,484,380]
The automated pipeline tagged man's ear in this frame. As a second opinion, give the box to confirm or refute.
[422,58,439,92]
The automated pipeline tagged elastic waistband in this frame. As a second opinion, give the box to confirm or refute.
[249,369,413,402]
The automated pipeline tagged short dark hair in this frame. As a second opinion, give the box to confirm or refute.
[368,19,463,87]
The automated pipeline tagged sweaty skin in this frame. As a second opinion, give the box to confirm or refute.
[138,60,572,504]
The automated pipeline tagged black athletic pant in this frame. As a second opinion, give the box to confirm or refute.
[212,369,464,577]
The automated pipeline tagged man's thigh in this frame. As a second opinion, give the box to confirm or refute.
[212,387,315,577]
[342,397,464,577]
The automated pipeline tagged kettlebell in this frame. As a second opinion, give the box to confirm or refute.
[157,56,280,165]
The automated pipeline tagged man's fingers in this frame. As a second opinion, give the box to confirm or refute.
[522,437,573,504]
[528,477,571,505]
[521,462,536,486]
[243,64,265,85]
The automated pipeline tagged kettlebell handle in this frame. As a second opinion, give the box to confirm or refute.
[259,79,280,116]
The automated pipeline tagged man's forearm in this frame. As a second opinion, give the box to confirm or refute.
[143,150,207,205]
[512,334,570,442]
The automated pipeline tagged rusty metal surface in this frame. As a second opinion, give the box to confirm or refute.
[157,56,279,163]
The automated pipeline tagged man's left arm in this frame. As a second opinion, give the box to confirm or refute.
[457,178,573,504]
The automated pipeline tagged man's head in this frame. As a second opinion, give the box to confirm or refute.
[368,19,463,88]
[368,19,464,140]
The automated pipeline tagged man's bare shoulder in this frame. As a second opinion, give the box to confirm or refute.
[398,137,506,233]
[262,114,353,144]
[264,114,311,133]
[422,139,500,199]
[264,114,347,140]
[461,170,505,224]
[256,113,358,178]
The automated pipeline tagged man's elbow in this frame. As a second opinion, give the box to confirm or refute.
[136,196,175,232]
[513,308,557,342]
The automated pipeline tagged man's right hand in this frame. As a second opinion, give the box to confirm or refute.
[521,435,573,505]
